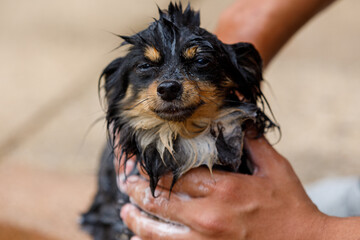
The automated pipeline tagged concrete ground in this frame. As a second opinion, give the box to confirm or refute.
[0,0,359,239]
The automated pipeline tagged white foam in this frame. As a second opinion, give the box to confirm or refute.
[156,221,190,237]
[143,187,152,205]
[197,182,211,194]
[176,192,191,201]
[133,210,190,237]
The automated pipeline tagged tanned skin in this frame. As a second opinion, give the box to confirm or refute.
[119,0,360,239]
[216,0,337,67]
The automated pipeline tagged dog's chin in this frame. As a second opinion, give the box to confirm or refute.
[153,104,199,122]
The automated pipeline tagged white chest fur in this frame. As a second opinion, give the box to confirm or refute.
[132,107,257,177]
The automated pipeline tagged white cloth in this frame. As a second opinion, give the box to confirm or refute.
[306,177,360,217]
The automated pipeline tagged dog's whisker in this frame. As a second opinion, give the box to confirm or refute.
[199,94,222,107]
[123,98,150,110]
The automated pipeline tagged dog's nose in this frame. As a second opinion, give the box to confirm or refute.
[157,81,182,101]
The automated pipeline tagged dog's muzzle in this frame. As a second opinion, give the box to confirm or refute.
[157,80,183,102]
[154,80,201,121]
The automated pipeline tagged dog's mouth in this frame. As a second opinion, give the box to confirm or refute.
[153,102,203,122]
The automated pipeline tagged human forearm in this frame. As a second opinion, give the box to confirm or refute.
[322,216,360,240]
[215,0,336,66]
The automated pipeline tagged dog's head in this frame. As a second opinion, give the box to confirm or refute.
[101,3,276,193]
[103,3,266,132]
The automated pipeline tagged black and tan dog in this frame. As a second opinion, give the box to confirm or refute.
[81,3,276,240]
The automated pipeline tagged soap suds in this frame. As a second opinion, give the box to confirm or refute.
[176,192,191,201]
[132,211,190,237]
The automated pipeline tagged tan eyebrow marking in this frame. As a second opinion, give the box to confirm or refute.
[183,46,199,59]
[144,46,161,62]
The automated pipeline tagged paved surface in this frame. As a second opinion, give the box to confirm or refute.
[0,0,359,239]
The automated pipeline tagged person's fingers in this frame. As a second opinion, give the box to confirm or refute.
[130,236,142,240]
[121,204,194,240]
[159,167,217,197]
[137,166,215,197]
[114,154,136,174]
[124,175,200,226]
[244,136,288,177]
[117,159,136,193]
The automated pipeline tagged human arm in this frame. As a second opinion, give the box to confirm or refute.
[215,0,336,67]
[120,136,360,240]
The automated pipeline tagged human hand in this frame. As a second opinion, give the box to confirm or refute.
[119,136,328,240]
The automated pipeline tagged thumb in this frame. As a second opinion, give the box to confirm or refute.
[244,136,285,177]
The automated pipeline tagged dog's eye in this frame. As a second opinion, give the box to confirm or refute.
[138,63,152,70]
[195,58,209,66]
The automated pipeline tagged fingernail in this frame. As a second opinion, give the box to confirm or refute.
[120,204,131,219]
[117,174,128,193]
[131,237,143,240]
[127,175,139,183]
[125,160,135,175]
[118,175,139,193]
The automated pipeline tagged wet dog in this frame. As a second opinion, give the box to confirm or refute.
[81,3,276,240]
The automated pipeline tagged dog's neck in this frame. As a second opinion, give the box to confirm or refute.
[119,105,257,178]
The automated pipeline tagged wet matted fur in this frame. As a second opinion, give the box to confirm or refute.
[81,3,277,240]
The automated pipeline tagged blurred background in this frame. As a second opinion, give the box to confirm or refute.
[0,0,359,239]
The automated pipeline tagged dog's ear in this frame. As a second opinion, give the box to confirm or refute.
[100,57,128,104]
[225,42,263,103]
[225,43,279,135]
